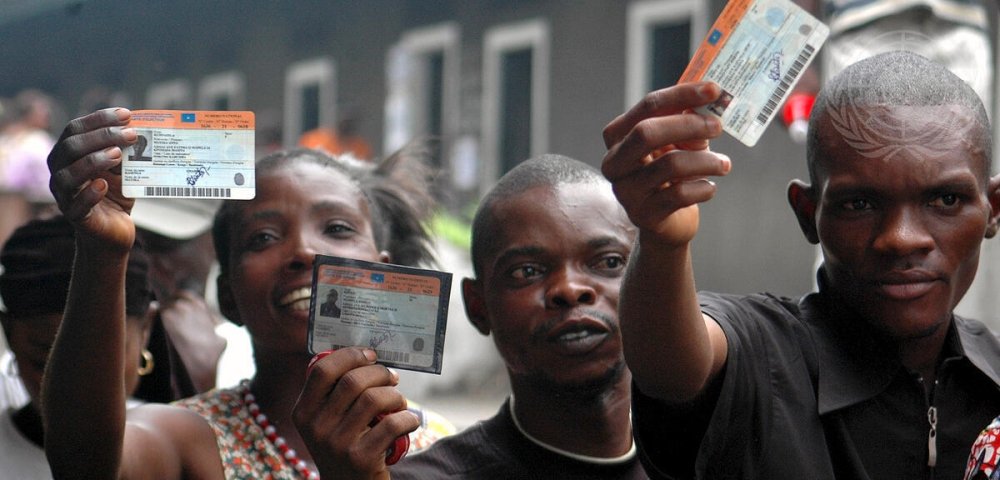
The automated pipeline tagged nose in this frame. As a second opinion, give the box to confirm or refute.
[287,230,320,271]
[872,206,934,256]
[545,265,597,309]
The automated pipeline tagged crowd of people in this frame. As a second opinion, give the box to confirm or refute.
[1,29,1000,480]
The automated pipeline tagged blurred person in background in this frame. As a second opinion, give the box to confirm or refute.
[130,198,234,401]
[0,215,154,478]
[299,107,373,161]
[0,89,57,246]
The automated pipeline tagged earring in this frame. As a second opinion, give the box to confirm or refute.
[137,348,155,376]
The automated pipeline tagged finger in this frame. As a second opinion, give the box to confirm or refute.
[602,113,722,182]
[646,178,721,215]
[297,348,377,420]
[610,150,731,213]
[328,366,401,431]
[299,383,407,461]
[57,108,130,143]
[48,125,137,175]
[344,387,412,451]
[653,150,732,181]
[364,410,419,463]
[61,178,108,223]
[602,82,721,149]
[49,146,124,202]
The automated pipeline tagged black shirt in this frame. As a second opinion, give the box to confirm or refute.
[634,289,1000,480]
[393,399,648,479]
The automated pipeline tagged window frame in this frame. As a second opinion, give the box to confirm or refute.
[284,57,336,147]
[481,18,550,184]
[625,0,706,109]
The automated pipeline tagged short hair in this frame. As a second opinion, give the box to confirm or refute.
[212,146,437,275]
[807,50,992,184]
[470,154,608,277]
[0,215,152,317]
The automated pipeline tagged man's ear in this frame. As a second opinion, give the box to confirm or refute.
[216,274,242,326]
[788,180,820,245]
[985,174,1000,239]
[462,278,490,336]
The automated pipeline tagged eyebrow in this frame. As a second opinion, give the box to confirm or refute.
[587,235,630,250]
[310,199,363,216]
[244,199,362,223]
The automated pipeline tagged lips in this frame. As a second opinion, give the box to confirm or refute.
[874,271,940,301]
[546,316,612,356]
[278,286,312,311]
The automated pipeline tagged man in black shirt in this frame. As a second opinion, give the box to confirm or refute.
[602,51,1000,479]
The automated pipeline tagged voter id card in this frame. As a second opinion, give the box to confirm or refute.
[308,255,452,374]
[123,110,255,199]
[679,0,828,147]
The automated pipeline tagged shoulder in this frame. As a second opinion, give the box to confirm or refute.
[698,291,804,339]
[122,403,223,479]
[953,316,1000,386]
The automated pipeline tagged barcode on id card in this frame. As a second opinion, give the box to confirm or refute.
[756,43,817,125]
[374,350,411,364]
[144,186,233,198]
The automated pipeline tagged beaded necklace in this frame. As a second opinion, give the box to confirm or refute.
[240,380,320,480]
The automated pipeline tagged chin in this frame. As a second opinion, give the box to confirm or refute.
[864,308,950,342]
[526,359,627,403]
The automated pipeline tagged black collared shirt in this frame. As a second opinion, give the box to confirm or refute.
[633,289,1000,480]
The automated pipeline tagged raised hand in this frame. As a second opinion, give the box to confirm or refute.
[601,82,732,248]
[47,108,138,251]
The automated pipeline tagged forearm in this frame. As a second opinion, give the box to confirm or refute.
[43,240,129,479]
[621,236,719,403]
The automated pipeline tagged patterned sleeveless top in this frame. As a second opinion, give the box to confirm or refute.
[175,387,295,479]
[174,384,457,479]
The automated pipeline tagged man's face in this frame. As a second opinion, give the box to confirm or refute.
[811,105,998,339]
[466,183,636,395]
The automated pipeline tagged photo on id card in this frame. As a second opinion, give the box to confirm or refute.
[308,255,452,374]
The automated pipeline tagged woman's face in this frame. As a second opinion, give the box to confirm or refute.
[3,311,150,404]
[2,312,61,403]
[219,162,386,356]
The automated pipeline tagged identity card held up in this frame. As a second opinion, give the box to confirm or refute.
[123,110,255,199]
[680,0,828,147]
[308,255,452,374]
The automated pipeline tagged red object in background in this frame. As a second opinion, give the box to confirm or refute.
[782,93,815,144]
[306,349,410,465]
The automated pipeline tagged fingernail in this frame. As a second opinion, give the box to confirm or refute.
[387,367,400,383]
[719,154,732,173]
[114,108,130,122]
[306,350,333,376]
[106,146,122,159]
[363,348,377,362]
[706,116,722,134]
[698,83,716,99]
[121,127,137,141]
